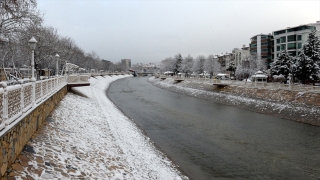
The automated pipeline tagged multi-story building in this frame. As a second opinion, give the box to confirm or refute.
[233,45,250,67]
[249,34,273,67]
[224,52,234,67]
[101,59,113,71]
[273,21,320,58]
[121,59,131,70]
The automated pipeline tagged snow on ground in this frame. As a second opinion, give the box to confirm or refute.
[9,75,186,180]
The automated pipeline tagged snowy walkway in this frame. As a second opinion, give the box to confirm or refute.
[7,75,186,180]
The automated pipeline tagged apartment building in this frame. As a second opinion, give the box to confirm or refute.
[249,34,273,67]
[121,59,131,70]
[273,21,320,58]
[217,52,234,68]
[234,45,250,67]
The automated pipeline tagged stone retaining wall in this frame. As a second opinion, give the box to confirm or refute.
[219,86,320,107]
[0,86,67,177]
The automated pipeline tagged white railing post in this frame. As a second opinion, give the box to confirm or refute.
[20,81,24,114]
[3,83,8,126]
[31,79,36,107]
[40,80,43,100]
[46,79,49,96]
[55,77,58,90]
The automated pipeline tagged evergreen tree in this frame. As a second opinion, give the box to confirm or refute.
[270,51,293,82]
[174,53,183,74]
[226,62,236,77]
[295,52,320,84]
[303,30,320,65]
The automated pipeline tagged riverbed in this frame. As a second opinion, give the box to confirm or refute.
[108,76,320,180]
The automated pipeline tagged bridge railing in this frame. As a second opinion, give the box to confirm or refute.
[0,75,67,133]
[67,74,90,84]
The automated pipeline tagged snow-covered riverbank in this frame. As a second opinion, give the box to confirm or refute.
[149,77,320,126]
[8,75,187,179]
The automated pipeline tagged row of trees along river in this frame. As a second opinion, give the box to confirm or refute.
[158,31,320,85]
[0,0,126,74]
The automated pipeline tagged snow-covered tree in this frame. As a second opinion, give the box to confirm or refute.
[270,51,293,82]
[235,55,264,80]
[255,55,267,71]
[303,30,320,65]
[192,55,205,74]
[295,52,320,84]
[204,55,221,76]
[180,54,194,74]
[226,62,236,77]
[160,57,175,72]
[174,53,183,74]
[235,64,251,80]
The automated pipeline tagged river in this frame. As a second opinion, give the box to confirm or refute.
[107,76,320,180]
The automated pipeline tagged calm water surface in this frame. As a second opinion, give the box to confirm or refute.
[107,76,320,180]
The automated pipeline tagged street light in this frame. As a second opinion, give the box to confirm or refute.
[28,37,37,81]
[55,54,60,76]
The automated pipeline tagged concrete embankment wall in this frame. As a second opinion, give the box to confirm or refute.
[150,78,320,126]
[217,86,320,125]
[0,86,67,177]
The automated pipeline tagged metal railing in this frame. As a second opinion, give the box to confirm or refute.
[0,75,68,132]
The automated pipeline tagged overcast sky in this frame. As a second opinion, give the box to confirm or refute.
[37,0,320,64]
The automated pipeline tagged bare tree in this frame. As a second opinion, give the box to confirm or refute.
[180,54,194,75]
[204,55,221,77]
[160,57,175,72]
[192,55,205,74]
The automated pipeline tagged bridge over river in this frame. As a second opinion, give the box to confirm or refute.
[108,76,320,180]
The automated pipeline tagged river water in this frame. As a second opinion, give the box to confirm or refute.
[107,76,320,180]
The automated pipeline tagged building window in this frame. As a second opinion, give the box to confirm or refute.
[262,48,268,52]
[280,44,286,50]
[287,35,296,42]
[250,44,257,48]
[250,50,257,54]
[277,46,281,51]
[297,43,302,49]
[276,39,280,44]
[288,43,296,50]
[274,30,286,35]
[297,35,302,41]
[261,42,269,46]
[280,36,286,43]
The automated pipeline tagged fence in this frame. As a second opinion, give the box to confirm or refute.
[0,75,67,132]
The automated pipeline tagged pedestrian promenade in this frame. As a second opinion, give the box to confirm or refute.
[5,75,186,180]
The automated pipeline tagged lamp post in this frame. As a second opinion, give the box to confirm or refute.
[28,37,37,107]
[28,37,37,82]
[55,54,60,76]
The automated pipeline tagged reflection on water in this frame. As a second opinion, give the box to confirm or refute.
[108,77,320,180]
